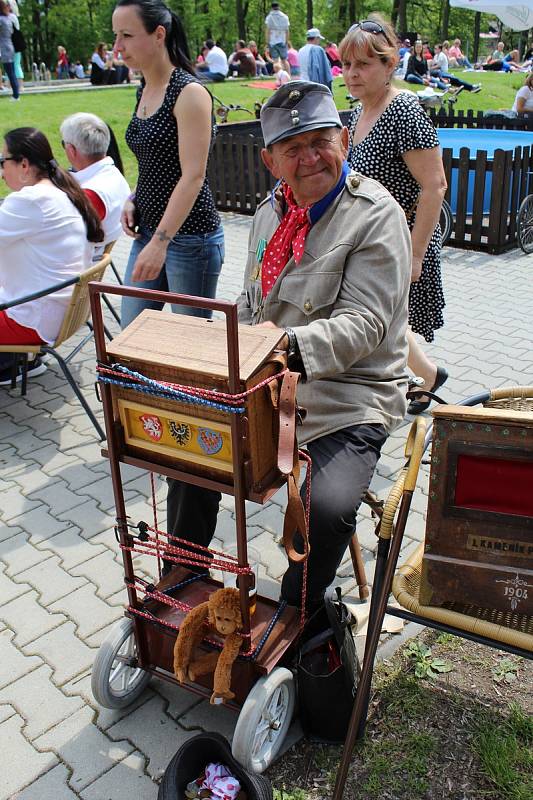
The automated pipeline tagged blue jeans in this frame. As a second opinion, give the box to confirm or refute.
[196,68,226,82]
[431,69,474,91]
[406,73,448,91]
[121,225,224,328]
[2,62,19,99]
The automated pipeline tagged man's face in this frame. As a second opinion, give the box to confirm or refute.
[262,126,349,207]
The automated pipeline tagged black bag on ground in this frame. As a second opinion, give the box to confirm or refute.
[158,731,272,800]
[12,27,26,53]
[296,587,359,743]
[483,109,517,121]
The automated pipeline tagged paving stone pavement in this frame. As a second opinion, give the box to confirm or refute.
[1,213,532,799]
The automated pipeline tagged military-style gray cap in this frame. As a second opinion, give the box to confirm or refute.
[260,81,342,147]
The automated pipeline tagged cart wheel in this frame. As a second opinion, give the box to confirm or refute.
[517,194,533,254]
[231,667,295,774]
[440,199,453,247]
[91,618,151,709]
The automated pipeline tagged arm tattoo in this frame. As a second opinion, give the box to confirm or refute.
[155,229,173,243]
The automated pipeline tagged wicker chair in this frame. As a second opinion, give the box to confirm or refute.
[0,254,112,440]
[333,387,533,800]
[101,240,122,326]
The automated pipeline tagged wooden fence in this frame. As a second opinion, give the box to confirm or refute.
[443,144,533,253]
[428,108,533,130]
[208,115,533,253]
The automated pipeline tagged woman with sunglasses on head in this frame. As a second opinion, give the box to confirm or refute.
[112,0,224,327]
[0,128,103,384]
[340,16,448,414]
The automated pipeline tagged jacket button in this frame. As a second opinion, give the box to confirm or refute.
[303,300,313,313]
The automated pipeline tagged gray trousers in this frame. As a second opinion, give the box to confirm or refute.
[166,423,387,608]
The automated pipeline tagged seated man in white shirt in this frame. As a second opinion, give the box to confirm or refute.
[60,113,130,258]
[196,39,228,82]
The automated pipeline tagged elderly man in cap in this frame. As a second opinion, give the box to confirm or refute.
[166,81,410,610]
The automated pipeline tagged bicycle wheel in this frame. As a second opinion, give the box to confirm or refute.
[517,194,533,254]
[91,618,151,709]
[440,199,453,247]
[232,667,295,773]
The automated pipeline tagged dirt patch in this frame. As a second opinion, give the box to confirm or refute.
[268,631,532,800]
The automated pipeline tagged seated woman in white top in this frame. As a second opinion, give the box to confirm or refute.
[513,72,533,113]
[0,127,104,383]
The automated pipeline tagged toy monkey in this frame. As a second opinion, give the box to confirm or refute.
[173,588,243,704]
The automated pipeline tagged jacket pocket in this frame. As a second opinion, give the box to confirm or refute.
[277,271,343,317]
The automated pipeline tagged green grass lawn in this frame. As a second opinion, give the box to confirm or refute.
[0,69,524,199]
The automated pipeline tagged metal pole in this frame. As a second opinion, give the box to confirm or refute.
[225,303,252,638]
[333,491,414,800]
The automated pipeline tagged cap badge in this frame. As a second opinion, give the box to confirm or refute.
[289,90,301,100]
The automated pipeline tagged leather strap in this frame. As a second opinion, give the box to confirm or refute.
[278,371,300,475]
[283,467,309,563]
[276,369,309,563]
[265,351,287,410]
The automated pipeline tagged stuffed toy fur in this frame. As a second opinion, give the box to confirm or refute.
[173,587,244,704]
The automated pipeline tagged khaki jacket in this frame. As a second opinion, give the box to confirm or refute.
[237,172,412,444]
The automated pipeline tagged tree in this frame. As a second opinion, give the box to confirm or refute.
[235,0,246,40]
[441,0,450,40]
[473,11,481,62]
[391,0,407,34]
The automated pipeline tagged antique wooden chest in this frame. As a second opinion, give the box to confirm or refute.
[420,405,533,616]
[105,310,287,500]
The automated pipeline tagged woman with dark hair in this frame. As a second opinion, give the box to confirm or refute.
[113,0,224,326]
[405,39,449,91]
[0,128,103,384]
[0,0,19,100]
[106,124,125,174]
[90,42,110,85]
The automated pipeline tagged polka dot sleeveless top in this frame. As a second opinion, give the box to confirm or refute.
[126,68,220,235]
[348,92,445,343]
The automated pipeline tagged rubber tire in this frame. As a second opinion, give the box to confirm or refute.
[440,199,453,247]
[232,667,296,774]
[517,194,533,254]
[91,617,151,709]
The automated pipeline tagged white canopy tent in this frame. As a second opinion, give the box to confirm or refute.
[450,1,533,31]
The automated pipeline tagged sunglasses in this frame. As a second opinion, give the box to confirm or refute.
[0,156,17,167]
[348,20,385,35]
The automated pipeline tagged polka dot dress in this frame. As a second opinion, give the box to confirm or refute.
[348,92,445,343]
[126,68,220,235]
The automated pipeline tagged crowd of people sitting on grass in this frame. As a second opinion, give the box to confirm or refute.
[2,12,531,100]
[189,30,531,98]
[395,36,533,98]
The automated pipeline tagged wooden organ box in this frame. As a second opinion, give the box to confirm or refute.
[420,405,533,616]
[106,310,286,501]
